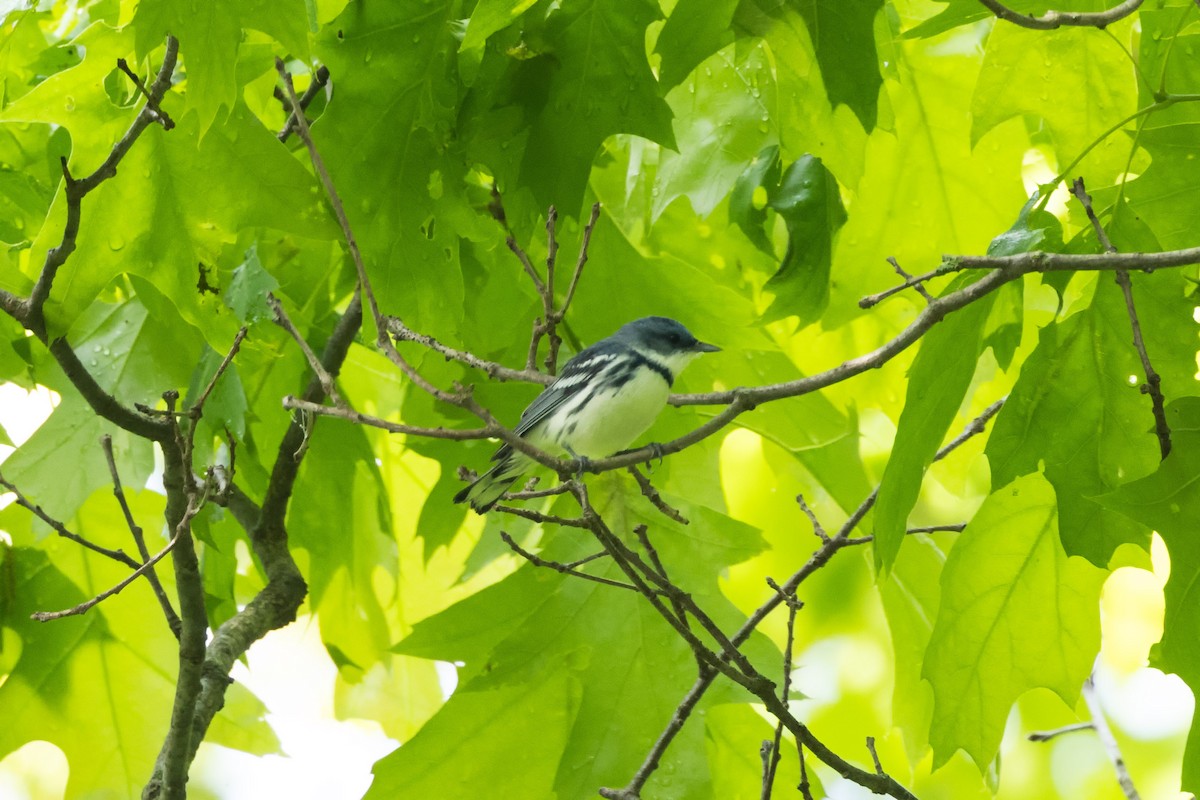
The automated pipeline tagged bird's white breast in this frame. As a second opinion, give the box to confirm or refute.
[546,364,671,458]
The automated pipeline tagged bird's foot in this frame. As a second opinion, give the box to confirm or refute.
[564,446,592,480]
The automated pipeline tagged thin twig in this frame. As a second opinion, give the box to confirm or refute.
[115,57,175,129]
[101,434,181,639]
[629,465,689,524]
[905,523,967,534]
[633,524,695,647]
[977,0,1143,29]
[1071,178,1171,459]
[606,401,1004,799]
[31,528,181,622]
[270,295,343,404]
[866,737,885,775]
[0,471,138,567]
[762,578,801,799]
[1028,721,1095,742]
[384,316,551,385]
[504,482,574,501]
[1083,674,1142,800]
[281,396,492,440]
[190,327,248,419]
[541,207,561,374]
[562,202,601,316]
[278,65,330,142]
[795,494,828,543]
[760,742,775,799]
[499,531,638,592]
[888,256,934,302]
[797,743,815,800]
[493,504,591,529]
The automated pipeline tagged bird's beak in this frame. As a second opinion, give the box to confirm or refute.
[693,341,721,353]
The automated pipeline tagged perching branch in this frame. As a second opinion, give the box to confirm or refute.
[977,0,1143,29]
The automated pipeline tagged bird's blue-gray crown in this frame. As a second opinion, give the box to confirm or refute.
[612,316,721,356]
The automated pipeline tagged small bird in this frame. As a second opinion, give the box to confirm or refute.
[454,316,720,513]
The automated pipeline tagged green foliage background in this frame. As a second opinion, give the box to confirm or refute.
[0,0,1198,797]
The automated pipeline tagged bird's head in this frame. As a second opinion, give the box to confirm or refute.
[616,316,720,375]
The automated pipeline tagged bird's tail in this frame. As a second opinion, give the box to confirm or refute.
[453,451,533,513]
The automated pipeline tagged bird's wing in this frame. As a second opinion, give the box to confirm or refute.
[507,343,620,440]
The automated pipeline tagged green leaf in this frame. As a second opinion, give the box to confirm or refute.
[924,472,1105,770]
[1124,124,1200,250]
[873,274,996,573]
[366,670,574,799]
[705,704,825,798]
[733,0,868,189]
[762,154,847,323]
[1096,397,1200,794]
[21,99,332,338]
[653,40,776,220]
[395,477,771,797]
[880,535,944,760]
[971,23,1137,188]
[69,292,203,406]
[823,36,1028,325]
[224,244,279,325]
[902,0,989,39]
[986,193,1065,258]
[134,0,311,135]
[986,280,1161,565]
[0,492,276,797]
[730,144,781,253]
[460,0,539,52]
[314,1,473,334]
[289,417,397,673]
[0,398,153,521]
[516,0,677,213]
[788,0,885,130]
[655,0,739,91]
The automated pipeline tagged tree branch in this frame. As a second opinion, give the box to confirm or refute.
[282,395,491,439]
[499,531,637,591]
[761,578,801,799]
[270,295,343,404]
[629,465,688,525]
[31,526,182,623]
[977,0,1142,29]
[101,434,180,639]
[1083,674,1142,800]
[1070,178,1171,459]
[277,64,330,142]
[0,470,139,567]
[28,37,180,339]
[603,400,1003,799]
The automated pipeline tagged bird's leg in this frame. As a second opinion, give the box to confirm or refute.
[613,442,666,471]
[646,442,665,470]
[564,445,592,479]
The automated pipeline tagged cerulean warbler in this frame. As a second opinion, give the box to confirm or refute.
[454,316,720,512]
